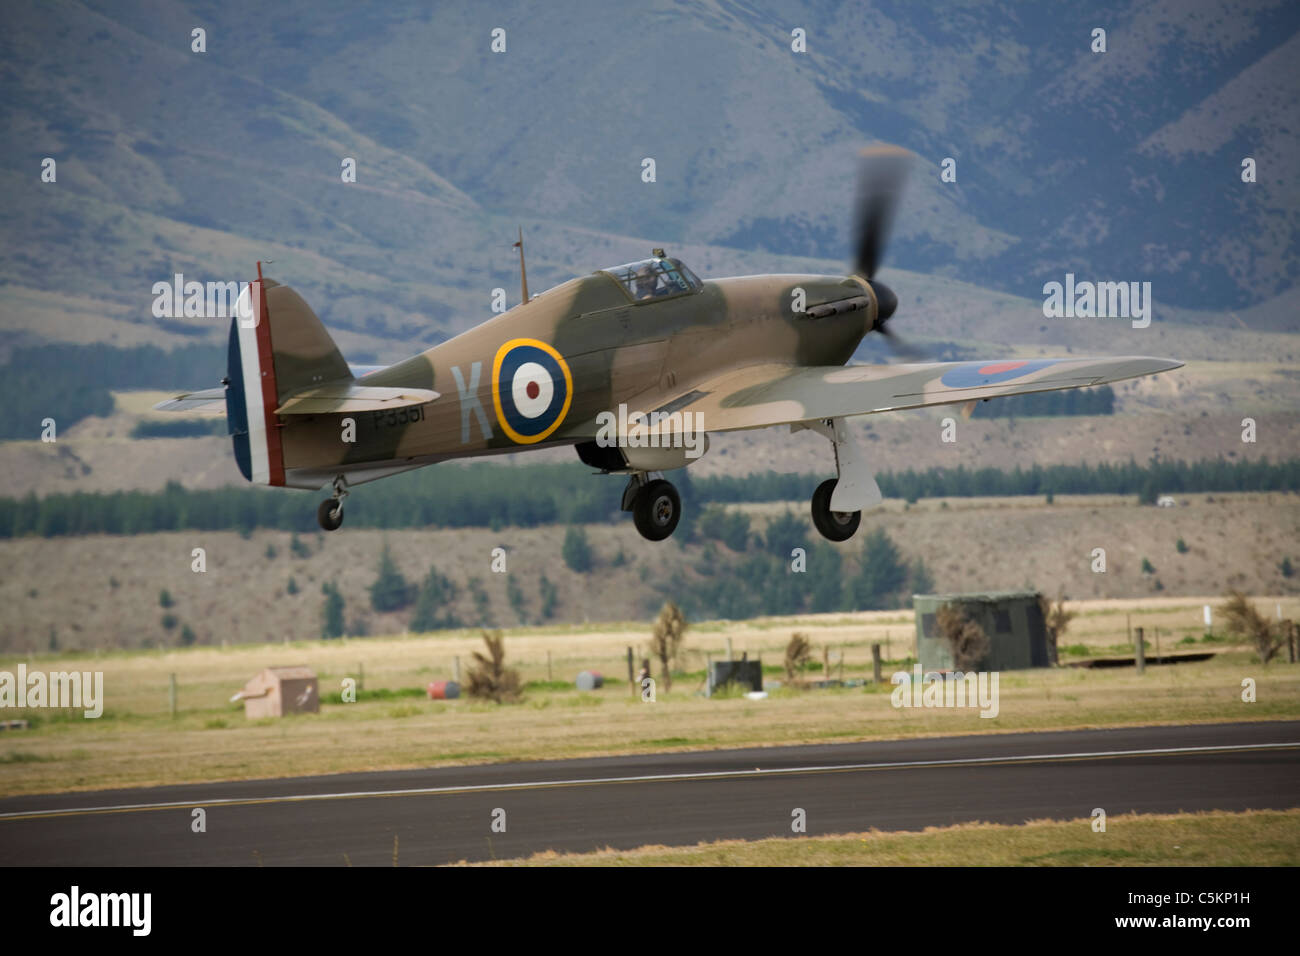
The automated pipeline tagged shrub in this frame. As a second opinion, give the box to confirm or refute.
[1219,590,1283,665]
[465,630,522,703]
[936,605,989,671]
[1038,591,1076,666]
[650,601,688,691]
[783,632,812,682]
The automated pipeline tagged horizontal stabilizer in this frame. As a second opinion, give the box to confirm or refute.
[275,383,440,415]
[153,387,226,413]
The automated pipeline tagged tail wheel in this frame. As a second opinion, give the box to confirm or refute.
[317,498,344,532]
[633,479,681,541]
[811,478,860,541]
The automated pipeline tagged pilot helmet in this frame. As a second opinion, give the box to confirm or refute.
[634,262,658,292]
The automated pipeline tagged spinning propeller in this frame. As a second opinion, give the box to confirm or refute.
[850,145,917,357]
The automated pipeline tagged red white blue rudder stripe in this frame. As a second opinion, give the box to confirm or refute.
[225,276,285,486]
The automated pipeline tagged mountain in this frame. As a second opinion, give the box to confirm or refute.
[1,0,1297,358]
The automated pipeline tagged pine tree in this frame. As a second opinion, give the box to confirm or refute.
[908,557,935,596]
[562,526,593,572]
[321,581,345,639]
[368,543,414,612]
[851,528,909,610]
[410,566,460,632]
[538,574,558,619]
[808,542,845,612]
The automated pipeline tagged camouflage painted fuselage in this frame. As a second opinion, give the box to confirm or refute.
[276,272,875,488]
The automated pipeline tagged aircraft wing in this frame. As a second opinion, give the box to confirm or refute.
[153,387,226,413]
[645,355,1181,434]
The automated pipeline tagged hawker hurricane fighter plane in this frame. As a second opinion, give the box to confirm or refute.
[159,147,1181,541]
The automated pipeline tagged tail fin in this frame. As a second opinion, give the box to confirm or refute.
[226,276,351,485]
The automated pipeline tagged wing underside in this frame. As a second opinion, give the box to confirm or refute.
[587,355,1182,437]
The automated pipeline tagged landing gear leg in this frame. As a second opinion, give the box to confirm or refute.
[623,472,681,542]
[798,417,881,542]
[317,475,349,532]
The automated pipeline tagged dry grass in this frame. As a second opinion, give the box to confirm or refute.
[2,493,1297,655]
[468,808,1300,866]
[0,600,1297,796]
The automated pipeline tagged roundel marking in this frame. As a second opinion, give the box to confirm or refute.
[492,338,573,444]
[511,361,553,418]
[939,359,1057,389]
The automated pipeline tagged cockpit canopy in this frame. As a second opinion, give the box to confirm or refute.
[601,256,703,303]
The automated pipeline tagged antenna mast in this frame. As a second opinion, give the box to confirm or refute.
[513,226,530,305]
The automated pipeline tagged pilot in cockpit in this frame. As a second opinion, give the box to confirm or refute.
[634,262,662,300]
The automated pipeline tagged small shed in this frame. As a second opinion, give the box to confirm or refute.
[912,591,1049,672]
[234,666,319,718]
[707,659,763,696]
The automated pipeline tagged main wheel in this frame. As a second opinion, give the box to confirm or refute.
[317,497,344,532]
[632,479,681,541]
[811,478,860,541]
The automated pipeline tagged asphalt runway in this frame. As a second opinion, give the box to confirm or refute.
[1,721,1296,865]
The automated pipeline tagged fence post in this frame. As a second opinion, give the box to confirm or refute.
[1135,627,1146,674]
[872,644,882,684]
[169,673,177,719]
[453,656,460,683]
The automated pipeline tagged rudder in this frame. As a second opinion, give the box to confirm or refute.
[225,276,351,485]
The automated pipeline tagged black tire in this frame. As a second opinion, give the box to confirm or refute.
[632,479,681,541]
[811,478,860,541]
[317,498,344,532]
